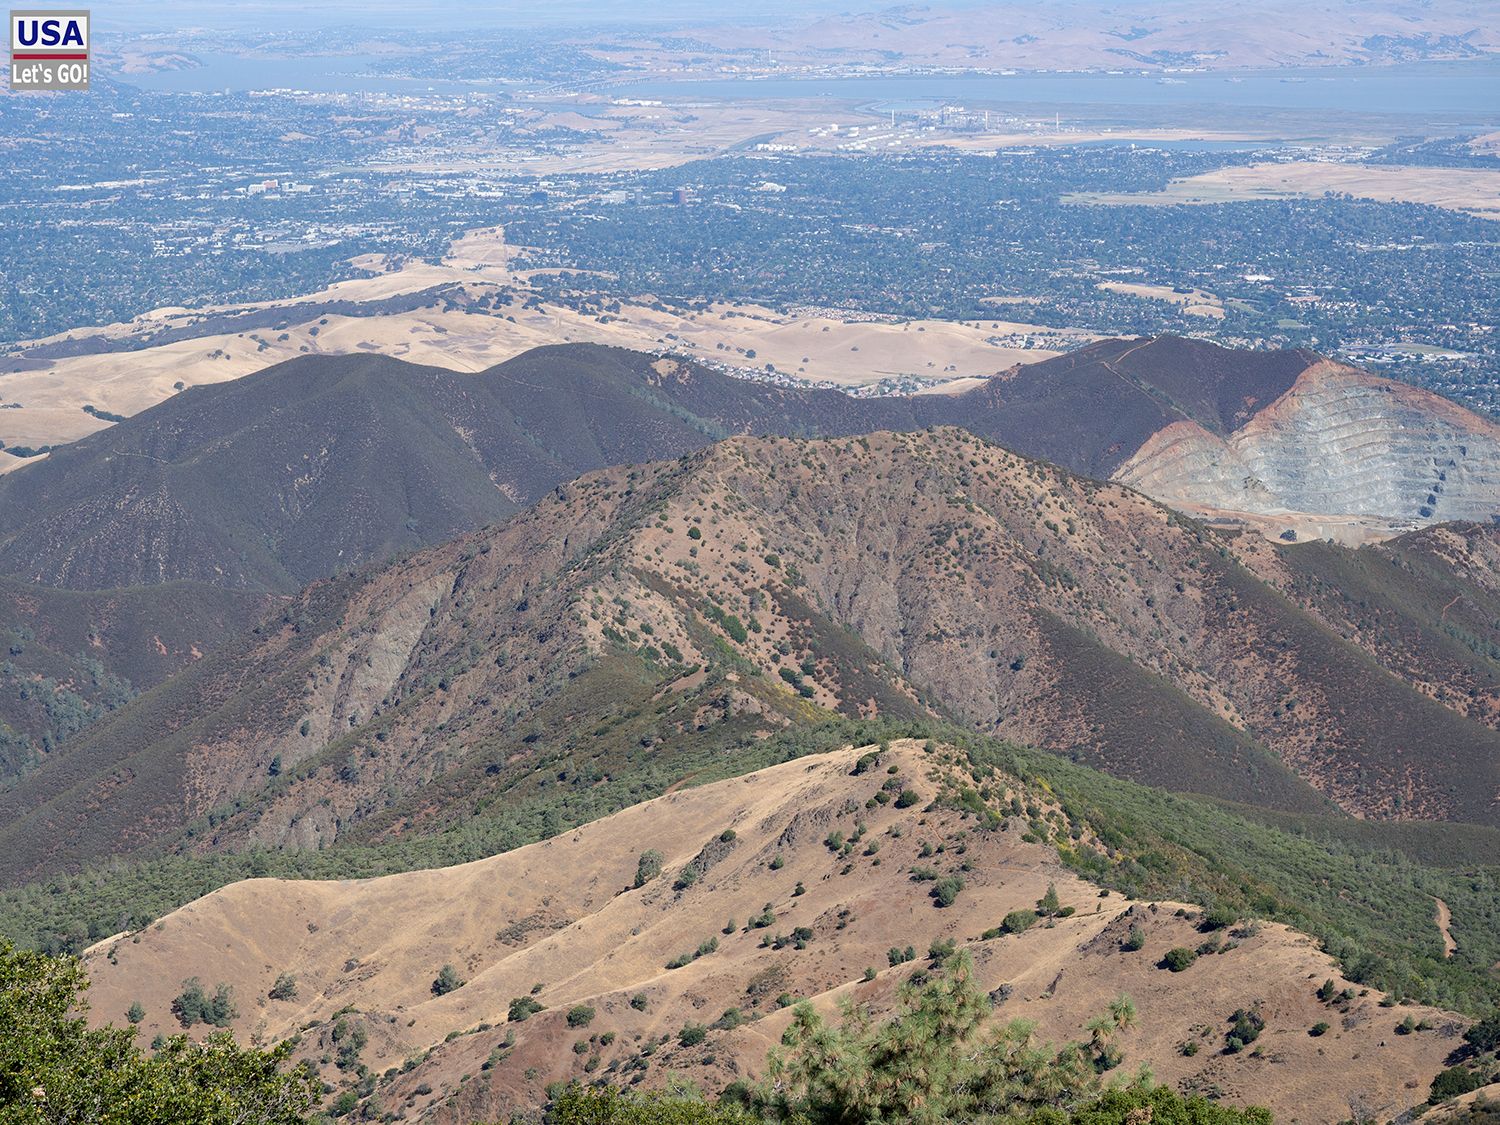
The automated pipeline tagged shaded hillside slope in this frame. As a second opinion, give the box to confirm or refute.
[4,431,1499,895]
[0,337,1362,592]
[1261,522,1500,732]
[0,579,270,783]
[0,346,917,591]
[961,334,1316,479]
[81,741,1468,1125]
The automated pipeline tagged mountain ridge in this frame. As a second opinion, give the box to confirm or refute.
[4,336,1491,592]
[78,739,1468,1125]
[1,428,1496,896]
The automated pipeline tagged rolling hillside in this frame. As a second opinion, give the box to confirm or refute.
[80,740,1470,1124]
[2,337,1492,592]
[3,429,1497,903]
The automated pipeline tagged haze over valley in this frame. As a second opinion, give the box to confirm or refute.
[2,4,1499,1124]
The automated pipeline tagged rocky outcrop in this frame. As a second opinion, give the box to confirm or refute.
[1115,361,1500,524]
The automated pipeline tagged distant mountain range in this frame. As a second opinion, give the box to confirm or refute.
[683,0,1500,72]
[2,336,1495,591]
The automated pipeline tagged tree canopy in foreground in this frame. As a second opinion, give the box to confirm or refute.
[0,939,320,1124]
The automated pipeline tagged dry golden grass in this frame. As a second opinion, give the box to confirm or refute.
[1070,162,1500,220]
[84,741,1462,1123]
[1097,281,1225,319]
[0,228,1085,448]
[0,450,42,474]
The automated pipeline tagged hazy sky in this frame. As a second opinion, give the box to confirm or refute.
[102,0,950,32]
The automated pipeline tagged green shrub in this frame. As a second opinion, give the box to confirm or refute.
[894,789,921,809]
[677,1023,707,1047]
[887,945,916,966]
[268,972,298,1001]
[126,1001,145,1024]
[1463,1014,1500,1053]
[1431,1065,1485,1103]
[1226,1008,1264,1051]
[1000,909,1038,935]
[171,978,236,1028]
[931,876,965,908]
[1309,1021,1330,1037]
[329,1090,359,1117]
[1121,926,1145,952]
[431,964,463,996]
[332,1018,367,1071]
[634,850,664,889]
[1202,903,1239,931]
[716,614,748,644]
[712,1008,744,1031]
[1161,947,1197,972]
[566,1005,596,1028]
[508,996,545,1022]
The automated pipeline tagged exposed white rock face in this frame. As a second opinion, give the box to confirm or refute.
[1114,362,1500,524]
